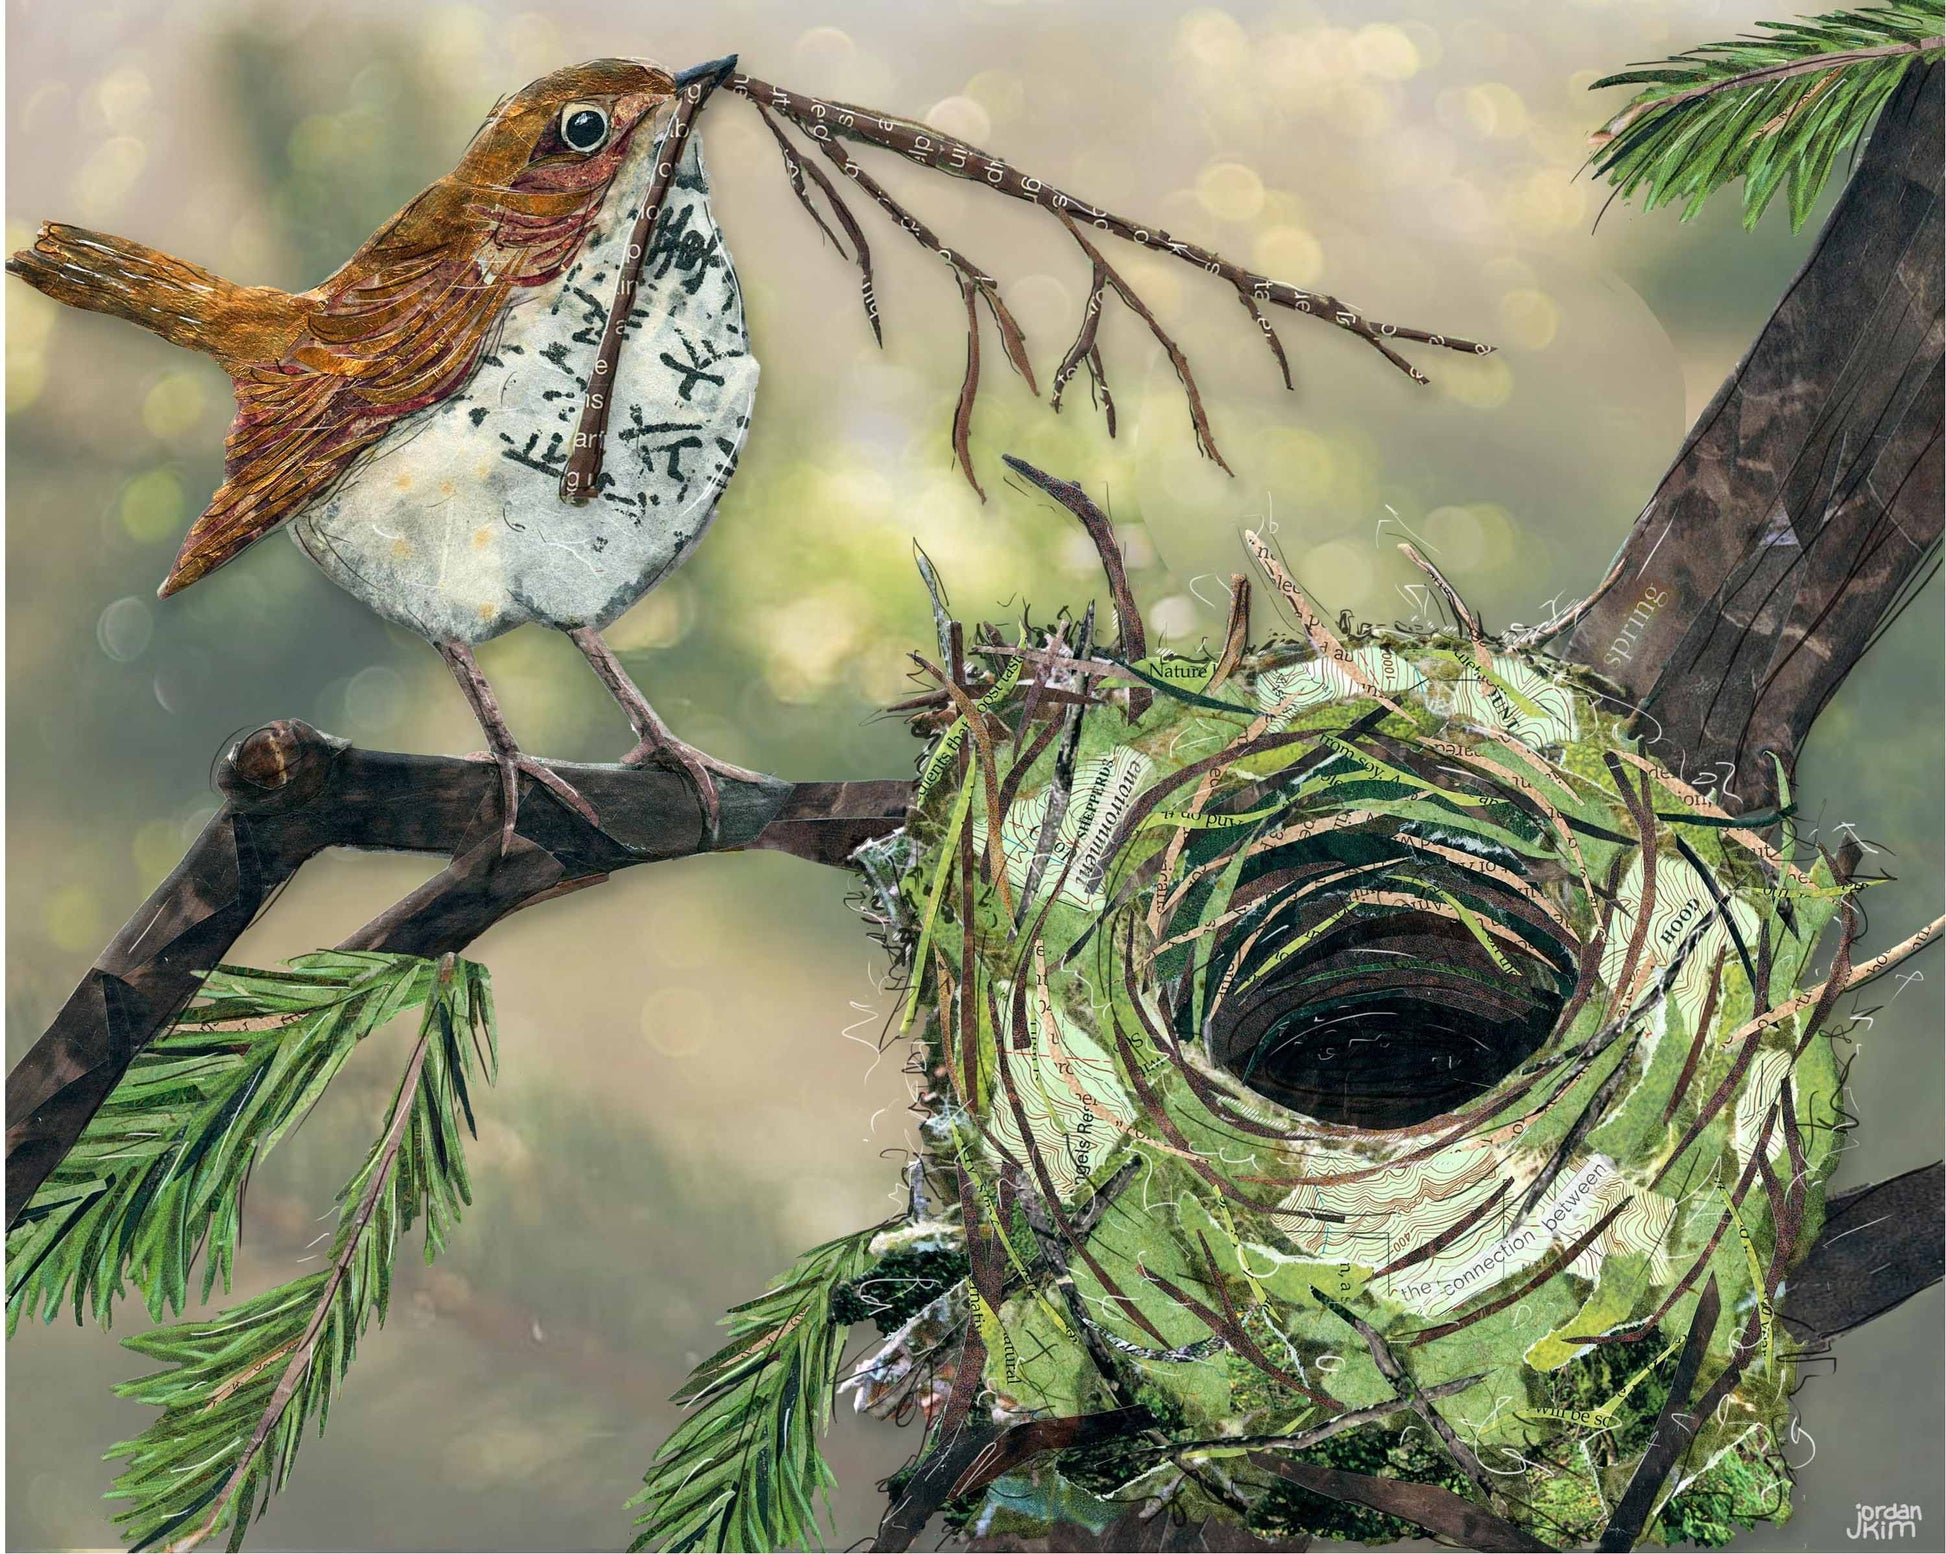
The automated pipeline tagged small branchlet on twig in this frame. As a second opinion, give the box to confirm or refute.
[748,98,881,344]
[1051,253,1117,434]
[1057,210,1230,471]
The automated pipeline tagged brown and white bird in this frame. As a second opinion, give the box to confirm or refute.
[9,56,756,846]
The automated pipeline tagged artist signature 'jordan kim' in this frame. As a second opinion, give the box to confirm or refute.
[1847,1502,1924,1540]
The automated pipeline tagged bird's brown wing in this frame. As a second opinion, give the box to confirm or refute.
[160,180,601,597]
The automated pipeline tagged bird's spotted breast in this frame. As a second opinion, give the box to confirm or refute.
[294,123,758,644]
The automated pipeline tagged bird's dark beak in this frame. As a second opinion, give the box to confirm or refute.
[674,55,739,92]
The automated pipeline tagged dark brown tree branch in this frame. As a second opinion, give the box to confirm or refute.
[4,720,909,1227]
[1780,1161,1945,1338]
[1558,59,1943,812]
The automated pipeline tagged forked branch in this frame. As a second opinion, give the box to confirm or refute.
[4,721,909,1228]
[1057,210,1230,471]
[785,118,1036,494]
[732,72,1491,495]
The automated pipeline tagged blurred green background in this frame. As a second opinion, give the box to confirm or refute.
[6,0,1939,1547]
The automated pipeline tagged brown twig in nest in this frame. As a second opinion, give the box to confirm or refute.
[731,72,1491,494]
[1000,456,1152,720]
[1211,575,1251,685]
[1398,541,1483,638]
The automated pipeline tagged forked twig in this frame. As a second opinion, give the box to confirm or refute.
[1052,259,1116,432]
[732,75,1489,372]
[801,125,1038,367]
[731,72,1490,496]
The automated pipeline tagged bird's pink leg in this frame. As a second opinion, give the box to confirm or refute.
[438,641,601,854]
[565,627,762,837]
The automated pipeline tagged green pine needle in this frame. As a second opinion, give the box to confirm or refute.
[100,954,495,1552]
[7,951,466,1333]
[1587,0,1943,229]
[629,1225,884,1553]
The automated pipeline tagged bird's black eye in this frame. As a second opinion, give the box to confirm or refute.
[560,103,610,154]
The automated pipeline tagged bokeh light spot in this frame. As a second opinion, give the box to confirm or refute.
[1197,161,1265,223]
[73,136,147,221]
[641,986,711,1056]
[97,597,154,663]
[46,884,102,953]
[1498,288,1562,350]
[1352,24,1420,80]
[120,469,186,544]
[1245,223,1323,287]
[1444,354,1515,410]
[926,95,992,146]
[142,373,208,441]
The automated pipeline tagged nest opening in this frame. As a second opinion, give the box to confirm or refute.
[1197,841,1578,1130]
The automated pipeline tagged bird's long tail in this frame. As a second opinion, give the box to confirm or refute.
[7,222,263,365]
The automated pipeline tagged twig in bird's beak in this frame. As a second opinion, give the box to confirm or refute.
[560,69,727,503]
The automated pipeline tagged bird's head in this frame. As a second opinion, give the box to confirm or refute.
[451,54,738,200]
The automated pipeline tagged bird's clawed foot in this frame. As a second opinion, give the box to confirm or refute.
[620,732,762,838]
[440,641,605,855]
[466,748,602,855]
[566,626,761,842]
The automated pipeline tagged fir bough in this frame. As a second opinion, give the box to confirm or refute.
[8,951,457,1333]
[1587,0,1943,228]
[629,1225,882,1553]
[102,954,495,1551]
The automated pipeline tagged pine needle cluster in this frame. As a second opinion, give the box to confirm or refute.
[1588,0,1942,227]
[7,951,495,1551]
[628,1227,881,1553]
